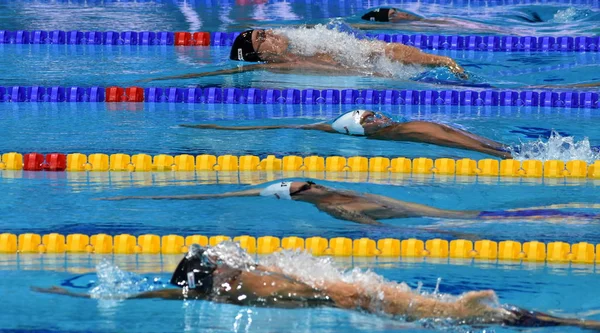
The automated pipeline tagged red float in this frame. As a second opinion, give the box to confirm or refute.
[174,32,192,46]
[44,153,66,171]
[125,86,144,102]
[192,32,210,46]
[24,153,44,171]
[105,86,125,102]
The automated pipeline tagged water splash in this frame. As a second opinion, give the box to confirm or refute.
[510,131,600,163]
[89,259,165,299]
[275,22,423,79]
[552,7,592,23]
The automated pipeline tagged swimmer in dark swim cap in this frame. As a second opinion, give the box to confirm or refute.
[32,242,600,330]
[353,7,545,34]
[181,110,511,158]
[143,27,468,82]
[100,180,600,225]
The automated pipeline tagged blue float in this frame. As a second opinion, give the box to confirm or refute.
[144,88,164,102]
[400,90,419,105]
[261,89,281,104]
[48,87,65,102]
[186,88,203,103]
[157,31,174,45]
[302,89,320,104]
[31,30,48,44]
[243,88,261,104]
[85,31,102,45]
[66,87,85,102]
[341,89,359,104]
[49,30,65,44]
[66,31,83,44]
[223,88,242,103]
[121,31,138,45]
[87,87,105,102]
[139,31,156,45]
[204,87,222,103]
[30,86,46,102]
[103,31,120,45]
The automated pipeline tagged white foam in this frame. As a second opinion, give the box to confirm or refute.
[510,130,600,163]
[90,258,165,299]
[552,7,592,23]
[275,23,423,79]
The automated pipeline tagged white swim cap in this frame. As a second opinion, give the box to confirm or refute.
[260,182,293,200]
[331,110,367,135]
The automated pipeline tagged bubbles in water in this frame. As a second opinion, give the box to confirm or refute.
[275,22,423,79]
[510,130,600,163]
[206,241,256,269]
[90,259,165,299]
[552,7,591,23]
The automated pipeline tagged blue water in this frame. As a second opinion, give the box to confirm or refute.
[1,1,600,332]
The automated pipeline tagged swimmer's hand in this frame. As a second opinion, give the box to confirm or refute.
[447,61,468,80]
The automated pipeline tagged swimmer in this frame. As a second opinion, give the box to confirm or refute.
[99,181,599,225]
[33,243,600,330]
[142,27,467,83]
[181,110,511,158]
[353,7,544,34]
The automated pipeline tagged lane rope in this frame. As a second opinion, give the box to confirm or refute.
[1,232,597,264]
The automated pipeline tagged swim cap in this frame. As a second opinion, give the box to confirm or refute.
[331,110,367,135]
[230,30,261,62]
[170,244,216,294]
[260,181,292,200]
[361,8,391,22]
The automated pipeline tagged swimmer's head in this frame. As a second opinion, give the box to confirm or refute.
[170,244,217,294]
[359,110,394,134]
[260,181,293,200]
[331,110,393,136]
[332,110,367,135]
[230,29,289,62]
[362,8,422,22]
[260,181,326,200]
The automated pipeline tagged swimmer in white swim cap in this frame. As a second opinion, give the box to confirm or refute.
[33,242,600,331]
[181,110,511,158]
[101,180,600,225]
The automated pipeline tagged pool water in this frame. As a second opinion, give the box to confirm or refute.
[2,1,600,332]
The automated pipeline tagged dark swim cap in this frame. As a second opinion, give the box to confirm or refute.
[170,244,217,294]
[361,8,391,22]
[230,30,261,62]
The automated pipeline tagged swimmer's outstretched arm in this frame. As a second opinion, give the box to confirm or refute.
[32,286,201,300]
[138,63,290,83]
[97,188,262,201]
[180,123,336,133]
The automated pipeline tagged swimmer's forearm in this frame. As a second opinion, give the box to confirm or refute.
[181,124,303,131]
[129,289,193,300]
[140,64,267,82]
[98,189,262,201]
[181,123,335,133]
